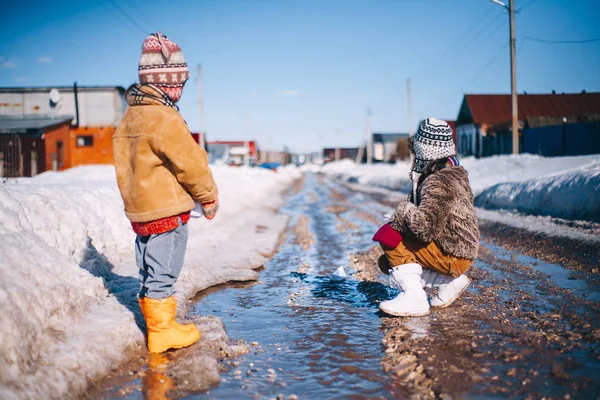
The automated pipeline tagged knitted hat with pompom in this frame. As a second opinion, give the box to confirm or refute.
[138,32,188,102]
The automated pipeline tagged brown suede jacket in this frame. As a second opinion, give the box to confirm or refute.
[113,99,218,223]
[390,164,480,260]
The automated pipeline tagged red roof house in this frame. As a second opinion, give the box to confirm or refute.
[455,92,600,157]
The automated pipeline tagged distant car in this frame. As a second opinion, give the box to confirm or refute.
[258,162,280,171]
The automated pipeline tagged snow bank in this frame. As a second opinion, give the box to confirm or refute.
[321,159,412,193]
[0,165,299,399]
[459,153,600,196]
[320,154,600,222]
[475,163,600,222]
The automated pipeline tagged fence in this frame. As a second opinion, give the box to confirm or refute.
[523,121,600,157]
[0,133,22,180]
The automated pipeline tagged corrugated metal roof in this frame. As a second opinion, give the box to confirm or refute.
[0,115,73,134]
[373,133,410,143]
[0,87,126,127]
[526,114,600,128]
[463,92,600,125]
[0,86,126,93]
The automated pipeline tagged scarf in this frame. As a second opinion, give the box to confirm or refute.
[410,155,460,205]
[126,84,179,110]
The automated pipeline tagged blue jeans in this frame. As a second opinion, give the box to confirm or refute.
[135,218,189,299]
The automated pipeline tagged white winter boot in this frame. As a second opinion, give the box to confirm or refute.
[421,269,471,308]
[379,263,430,317]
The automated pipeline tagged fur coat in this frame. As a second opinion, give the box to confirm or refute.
[113,85,218,223]
[390,162,480,260]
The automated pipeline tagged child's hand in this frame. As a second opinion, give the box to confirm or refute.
[378,255,392,275]
[201,200,219,220]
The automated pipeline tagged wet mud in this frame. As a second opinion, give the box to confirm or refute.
[293,215,315,251]
[479,220,600,274]
[87,316,249,399]
[351,241,600,399]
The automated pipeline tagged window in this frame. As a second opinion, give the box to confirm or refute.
[76,135,94,148]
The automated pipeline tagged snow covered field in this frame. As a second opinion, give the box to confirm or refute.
[0,165,299,399]
[321,154,600,223]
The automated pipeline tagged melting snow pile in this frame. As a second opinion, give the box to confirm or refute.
[320,154,600,222]
[475,162,600,222]
[0,164,299,399]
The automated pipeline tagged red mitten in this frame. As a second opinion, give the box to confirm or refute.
[201,199,219,220]
[372,222,402,249]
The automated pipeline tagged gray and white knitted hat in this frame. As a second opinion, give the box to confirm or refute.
[412,118,455,173]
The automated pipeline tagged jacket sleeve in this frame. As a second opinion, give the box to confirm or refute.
[390,173,454,243]
[158,113,218,204]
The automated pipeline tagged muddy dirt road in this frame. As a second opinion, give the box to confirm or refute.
[91,173,600,399]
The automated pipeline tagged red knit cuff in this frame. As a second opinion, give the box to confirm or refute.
[131,211,191,236]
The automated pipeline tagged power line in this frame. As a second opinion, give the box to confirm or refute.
[455,12,505,55]
[522,36,600,44]
[518,0,539,11]
[442,4,497,56]
[128,0,161,32]
[518,35,600,54]
[95,0,141,36]
[105,0,149,36]
[463,42,509,91]
[466,17,508,52]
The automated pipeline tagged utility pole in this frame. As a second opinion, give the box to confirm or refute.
[334,129,341,162]
[407,78,413,136]
[243,112,250,167]
[196,64,206,149]
[366,108,373,164]
[492,0,519,154]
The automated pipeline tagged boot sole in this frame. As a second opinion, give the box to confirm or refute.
[378,306,430,317]
[149,331,201,353]
[431,277,471,308]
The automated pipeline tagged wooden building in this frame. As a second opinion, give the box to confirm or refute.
[0,116,72,178]
[456,92,600,157]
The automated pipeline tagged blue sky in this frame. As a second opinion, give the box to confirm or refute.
[2,0,599,152]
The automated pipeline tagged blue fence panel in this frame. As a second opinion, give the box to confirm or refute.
[565,122,600,156]
[523,125,564,156]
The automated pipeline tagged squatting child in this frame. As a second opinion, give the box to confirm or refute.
[373,118,480,316]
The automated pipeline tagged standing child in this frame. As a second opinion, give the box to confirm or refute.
[373,118,480,317]
[113,33,219,352]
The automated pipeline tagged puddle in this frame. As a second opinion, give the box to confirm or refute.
[89,173,600,399]
[482,241,600,302]
[189,174,406,398]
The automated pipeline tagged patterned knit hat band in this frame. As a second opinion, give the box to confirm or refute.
[412,117,455,162]
[139,33,188,101]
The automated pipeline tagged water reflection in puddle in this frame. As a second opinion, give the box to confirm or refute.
[190,174,407,399]
[483,241,600,302]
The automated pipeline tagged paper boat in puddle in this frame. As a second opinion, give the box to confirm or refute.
[330,266,347,282]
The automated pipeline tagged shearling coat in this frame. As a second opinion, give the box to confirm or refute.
[113,98,217,223]
[390,165,480,260]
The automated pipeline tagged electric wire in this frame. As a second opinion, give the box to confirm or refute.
[522,36,600,44]
[105,0,149,36]
[442,4,497,56]
[463,42,510,91]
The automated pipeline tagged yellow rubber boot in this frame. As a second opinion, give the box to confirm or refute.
[139,296,201,353]
[139,296,196,331]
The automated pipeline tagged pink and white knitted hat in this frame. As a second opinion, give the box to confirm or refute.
[139,32,189,102]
